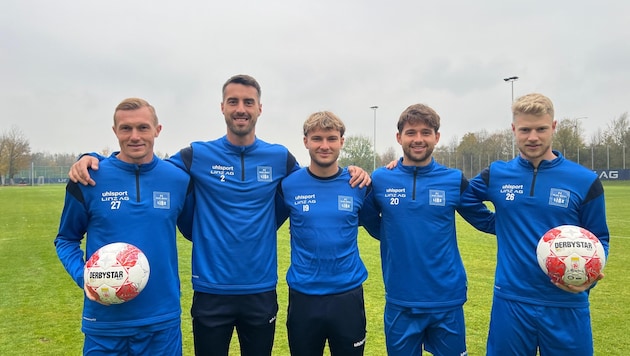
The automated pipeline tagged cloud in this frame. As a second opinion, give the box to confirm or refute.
[2,0,628,165]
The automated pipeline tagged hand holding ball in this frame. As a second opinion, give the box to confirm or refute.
[84,242,150,304]
[536,225,605,287]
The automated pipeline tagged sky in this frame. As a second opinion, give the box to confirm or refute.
[2,0,629,165]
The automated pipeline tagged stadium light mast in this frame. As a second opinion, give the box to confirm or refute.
[370,106,379,171]
[504,76,519,157]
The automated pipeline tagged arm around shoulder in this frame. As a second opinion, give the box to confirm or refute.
[68,153,104,186]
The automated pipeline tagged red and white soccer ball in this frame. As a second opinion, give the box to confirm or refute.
[536,225,606,286]
[84,242,150,304]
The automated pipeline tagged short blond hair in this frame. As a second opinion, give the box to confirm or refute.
[303,111,346,137]
[512,93,554,120]
[113,98,158,126]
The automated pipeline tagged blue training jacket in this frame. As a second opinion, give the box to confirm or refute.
[171,136,299,295]
[54,154,190,336]
[280,167,370,295]
[462,151,610,307]
[363,158,495,309]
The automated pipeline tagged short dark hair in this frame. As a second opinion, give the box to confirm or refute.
[222,74,262,100]
[397,104,440,134]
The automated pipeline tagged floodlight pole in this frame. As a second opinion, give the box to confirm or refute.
[504,76,519,157]
[370,106,379,171]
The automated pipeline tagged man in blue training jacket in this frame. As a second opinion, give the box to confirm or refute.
[278,111,377,356]
[361,103,496,356]
[55,98,191,355]
[461,93,610,355]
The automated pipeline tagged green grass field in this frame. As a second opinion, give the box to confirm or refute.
[1,182,628,355]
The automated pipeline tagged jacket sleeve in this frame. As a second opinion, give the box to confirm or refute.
[277,151,300,229]
[85,152,106,161]
[580,178,610,258]
[53,182,89,288]
[170,146,195,240]
[286,150,301,174]
[177,185,195,241]
[166,146,191,172]
[274,183,289,230]
[359,188,381,240]
[458,169,495,235]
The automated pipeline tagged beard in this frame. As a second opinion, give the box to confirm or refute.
[226,116,256,137]
[402,145,434,165]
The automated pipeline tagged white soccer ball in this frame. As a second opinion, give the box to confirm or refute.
[536,225,606,286]
[84,242,150,304]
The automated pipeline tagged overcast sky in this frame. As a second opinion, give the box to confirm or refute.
[2,0,629,165]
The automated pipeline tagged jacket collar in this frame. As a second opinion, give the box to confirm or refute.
[108,152,159,172]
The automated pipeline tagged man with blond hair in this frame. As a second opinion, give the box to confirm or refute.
[55,98,191,355]
[462,93,610,355]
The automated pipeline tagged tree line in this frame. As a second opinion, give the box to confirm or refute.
[339,112,629,176]
[2,112,629,184]
[0,126,78,185]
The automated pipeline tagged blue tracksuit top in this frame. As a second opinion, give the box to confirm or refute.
[363,158,495,308]
[462,151,610,307]
[170,135,300,295]
[54,154,190,335]
[280,167,370,295]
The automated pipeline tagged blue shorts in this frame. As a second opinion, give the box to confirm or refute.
[487,296,593,356]
[384,302,467,356]
[83,324,182,355]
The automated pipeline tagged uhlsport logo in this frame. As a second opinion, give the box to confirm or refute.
[101,190,129,210]
[294,193,316,212]
[500,183,524,201]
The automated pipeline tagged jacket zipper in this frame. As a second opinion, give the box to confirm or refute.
[135,166,141,202]
[412,168,418,200]
[530,167,538,196]
[240,152,245,181]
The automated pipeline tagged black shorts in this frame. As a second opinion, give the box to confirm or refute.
[191,290,278,356]
[286,285,366,356]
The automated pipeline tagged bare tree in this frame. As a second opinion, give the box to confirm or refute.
[554,118,585,161]
[379,146,398,166]
[605,112,629,146]
[0,126,31,185]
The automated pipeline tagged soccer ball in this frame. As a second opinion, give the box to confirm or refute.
[84,242,150,304]
[536,225,605,286]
